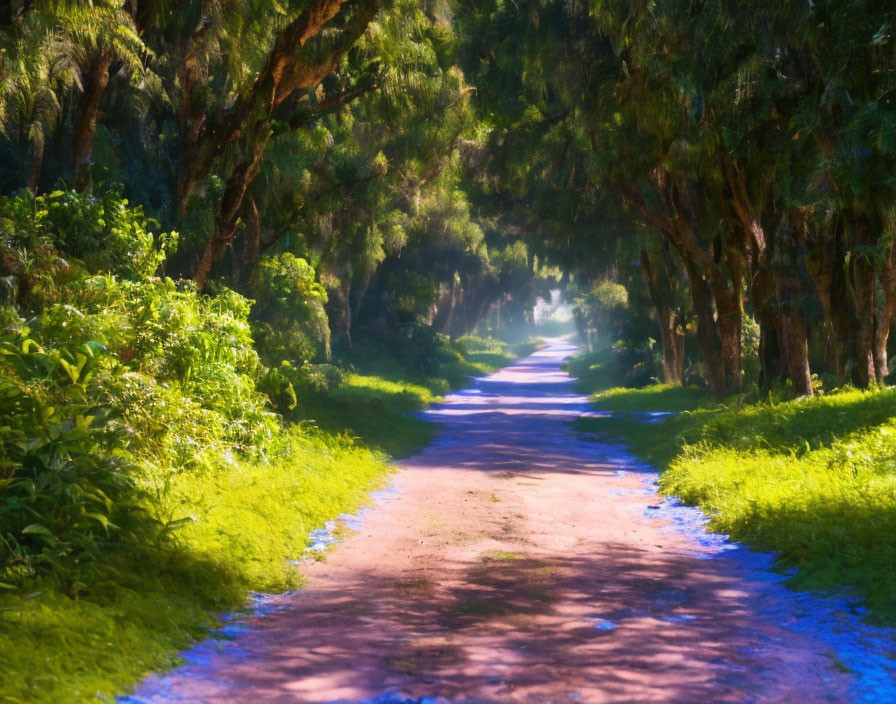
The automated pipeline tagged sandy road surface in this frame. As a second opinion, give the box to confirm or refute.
[127,340,859,703]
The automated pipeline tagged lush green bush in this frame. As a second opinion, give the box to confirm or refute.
[0,190,280,590]
[0,275,280,588]
[0,192,397,702]
[250,253,331,365]
[0,328,146,590]
[0,190,530,702]
[0,426,391,703]
[573,279,629,351]
[0,189,174,292]
[454,335,507,355]
[393,323,458,373]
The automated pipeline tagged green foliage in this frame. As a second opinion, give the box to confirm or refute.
[588,384,716,414]
[292,335,526,458]
[573,280,630,339]
[0,273,280,588]
[565,344,665,392]
[294,371,437,459]
[0,190,174,289]
[454,335,507,355]
[395,324,459,375]
[0,195,401,702]
[250,253,331,365]
[0,330,145,589]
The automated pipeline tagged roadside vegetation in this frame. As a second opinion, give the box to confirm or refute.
[293,336,538,458]
[572,347,896,623]
[0,1,559,699]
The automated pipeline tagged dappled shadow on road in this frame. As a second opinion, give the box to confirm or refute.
[191,542,787,703]
[408,349,645,481]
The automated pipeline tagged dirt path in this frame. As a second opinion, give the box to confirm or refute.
[128,340,857,703]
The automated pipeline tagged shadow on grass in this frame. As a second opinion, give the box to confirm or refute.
[590,384,715,413]
[294,387,436,459]
[709,491,896,622]
[292,341,531,460]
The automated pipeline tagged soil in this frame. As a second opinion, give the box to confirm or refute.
[129,339,853,703]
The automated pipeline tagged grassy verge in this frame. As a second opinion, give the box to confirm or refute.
[0,428,390,703]
[573,367,896,623]
[294,337,539,458]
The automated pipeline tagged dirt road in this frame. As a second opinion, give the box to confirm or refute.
[127,340,862,703]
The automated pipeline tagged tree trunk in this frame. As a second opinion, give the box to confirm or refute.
[342,280,353,349]
[683,258,727,395]
[640,247,683,384]
[669,177,742,394]
[853,255,877,387]
[721,161,786,391]
[873,242,896,382]
[752,261,786,390]
[177,0,379,215]
[194,134,269,289]
[232,196,261,288]
[72,51,113,191]
[709,273,742,394]
[808,220,854,383]
[773,214,813,396]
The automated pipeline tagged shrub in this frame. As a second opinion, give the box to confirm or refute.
[250,253,330,365]
[454,335,507,355]
[396,323,458,373]
[0,273,282,588]
[573,279,629,351]
[0,190,174,293]
[0,325,148,589]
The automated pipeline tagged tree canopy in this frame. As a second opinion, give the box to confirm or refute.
[2,0,896,392]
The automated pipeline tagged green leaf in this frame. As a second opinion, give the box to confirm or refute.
[21,524,54,539]
[86,513,114,532]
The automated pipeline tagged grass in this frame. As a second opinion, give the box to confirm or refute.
[294,373,437,458]
[564,348,619,394]
[587,384,716,413]
[0,427,391,703]
[574,378,896,623]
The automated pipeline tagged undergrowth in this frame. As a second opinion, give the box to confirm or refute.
[573,375,896,623]
[0,189,535,702]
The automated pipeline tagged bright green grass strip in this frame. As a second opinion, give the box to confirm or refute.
[293,373,437,458]
[0,428,391,703]
[0,587,213,704]
[589,383,716,413]
[161,428,391,593]
[574,383,896,623]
